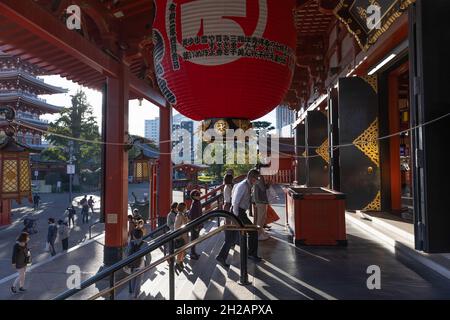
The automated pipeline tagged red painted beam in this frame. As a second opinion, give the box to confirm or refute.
[0,0,119,77]
[129,76,166,107]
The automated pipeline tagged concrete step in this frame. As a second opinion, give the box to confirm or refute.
[176,231,223,299]
[346,212,450,281]
[204,246,235,300]
[363,214,415,244]
[159,223,220,300]
[188,232,226,300]
[222,245,254,300]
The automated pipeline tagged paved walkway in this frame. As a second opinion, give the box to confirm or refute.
[1,185,449,300]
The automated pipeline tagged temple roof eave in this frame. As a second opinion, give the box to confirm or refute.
[0,93,63,113]
[0,71,67,94]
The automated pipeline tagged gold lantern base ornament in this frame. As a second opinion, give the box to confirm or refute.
[201,118,253,137]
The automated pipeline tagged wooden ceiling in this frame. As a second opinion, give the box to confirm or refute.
[0,0,339,108]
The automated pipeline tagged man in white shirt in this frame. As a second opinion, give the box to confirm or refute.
[216,169,261,268]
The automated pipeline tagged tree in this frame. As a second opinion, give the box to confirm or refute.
[252,121,275,136]
[42,90,101,176]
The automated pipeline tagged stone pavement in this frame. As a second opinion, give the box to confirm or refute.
[0,183,183,299]
[1,184,450,300]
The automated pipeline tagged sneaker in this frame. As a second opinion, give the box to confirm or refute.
[19,287,26,292]
[11,286,17,294]
[215,257,230,268]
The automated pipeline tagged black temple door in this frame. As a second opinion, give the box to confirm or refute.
[306,110,329,187]
[295,123,307,185]
[410,0,450,253]
[338,77,381,211]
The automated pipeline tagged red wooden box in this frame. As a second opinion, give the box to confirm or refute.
[285,187,347,246]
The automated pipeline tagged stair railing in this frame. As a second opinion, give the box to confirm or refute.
[53,210,259,300]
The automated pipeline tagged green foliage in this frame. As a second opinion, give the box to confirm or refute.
[41,90,101,172]
[252,121,275,135]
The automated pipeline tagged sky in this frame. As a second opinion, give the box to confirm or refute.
[40,75,277,137]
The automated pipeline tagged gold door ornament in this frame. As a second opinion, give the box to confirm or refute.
[353,118,380,167]
[315,138,330,164]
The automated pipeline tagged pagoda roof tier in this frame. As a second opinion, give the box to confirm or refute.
[0,91,63,113]
[0,70,67,94]
[0,118,49,132]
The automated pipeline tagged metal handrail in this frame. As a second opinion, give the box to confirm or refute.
[53,210,248,300]
[87,224,258,300]
[88,220,103,240]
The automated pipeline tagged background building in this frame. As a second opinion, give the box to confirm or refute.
[144,117,160,142]
[276,105,297,137]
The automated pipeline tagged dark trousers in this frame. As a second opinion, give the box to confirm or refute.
[190,228,200,255]
[68,215,75,227]
[62,238,69,251]
[49,240,56,256]
[82,209,89,223]
[238,210,258,257]
[216,229,238,261]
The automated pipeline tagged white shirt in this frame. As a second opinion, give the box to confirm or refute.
[231,179,252,216]
[224,184,233,203]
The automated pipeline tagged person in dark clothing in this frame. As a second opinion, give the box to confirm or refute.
[67,205,76,228]
[88,196,95,214]
[127,229,145,298]
[58,220,70,251]
[80,196,89,224]
[33,194,40,210]
[47,218,57,256]
[188,190,202,260]
[216,169,261,268]
[11,232,31,293]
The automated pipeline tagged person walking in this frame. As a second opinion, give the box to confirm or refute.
[58,220,70,251]
[33,194,40,211]
[174,203,189,271]
[167,202,178,231]
[188,190,202,260]
[11,232,31,293]
[127,229,145,299]
[80,196,89,224]
[88,196,95,215]
[223,171,234,212]
[253,175,271,241]
[216,169,261,268]
[47,218,58,256]
[67,205,76,228]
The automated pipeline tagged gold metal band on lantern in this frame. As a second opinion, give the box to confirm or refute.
[201,118,253,137]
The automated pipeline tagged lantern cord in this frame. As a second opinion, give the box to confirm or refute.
[11,112,450,160]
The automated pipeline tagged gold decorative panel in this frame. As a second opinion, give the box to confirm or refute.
[2,160,18,193]
[19,159,30,192]
[361,75,378,93]
[363,191,381,211]
[315,139,330,164]
[353,118,380,167]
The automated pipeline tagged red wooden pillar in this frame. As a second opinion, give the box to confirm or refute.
[103,65,129,266]
[157,104,172,225]
[149,163,157,229]
[0,200,11,226]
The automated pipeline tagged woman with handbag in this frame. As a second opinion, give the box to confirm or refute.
[174,203,189,270]
[11,232,31,293]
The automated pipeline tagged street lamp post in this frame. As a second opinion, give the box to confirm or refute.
[67,141,75,205]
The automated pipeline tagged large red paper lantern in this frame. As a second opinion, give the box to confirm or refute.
[153,0,297,132]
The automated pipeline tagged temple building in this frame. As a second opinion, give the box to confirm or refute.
[0,51,66,148]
